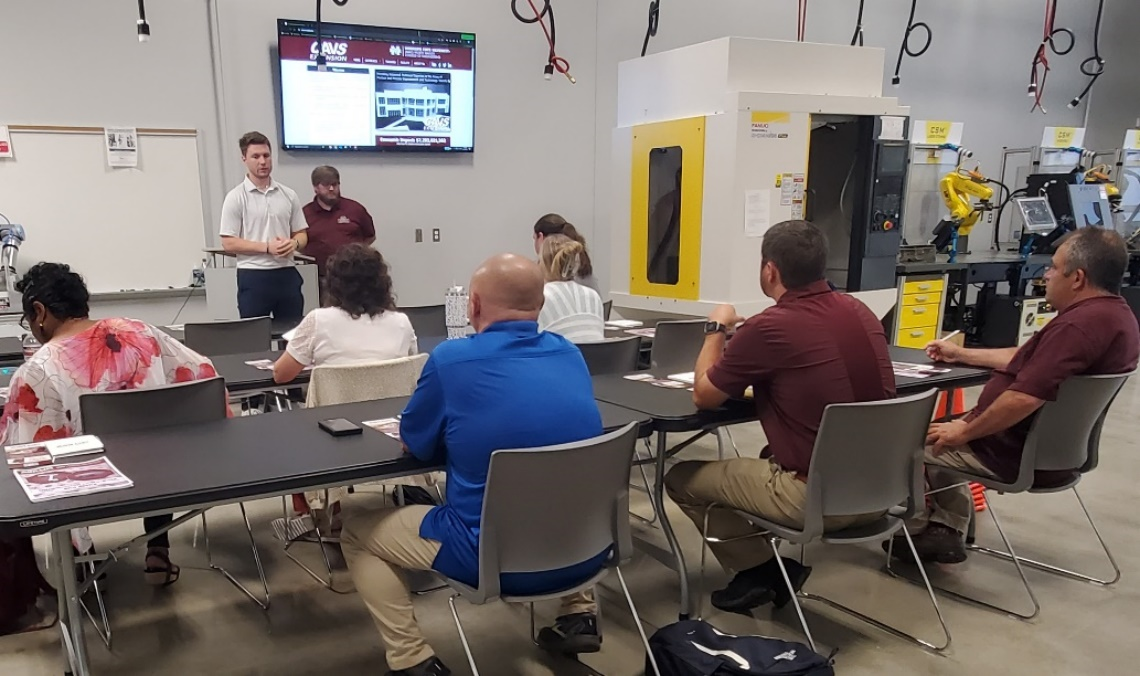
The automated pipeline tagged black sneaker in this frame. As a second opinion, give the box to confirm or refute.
[397,486,439,506]
[387,655,450,676]
[884,524,967,564]
[537,612,602,655]
[710,564,777,614]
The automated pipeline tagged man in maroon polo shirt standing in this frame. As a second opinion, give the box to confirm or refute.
[665,220,896,614]
[894,227,1139,564]
[302,166,377,304]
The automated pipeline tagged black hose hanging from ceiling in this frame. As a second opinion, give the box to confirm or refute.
[891,0,932,86]
[850,0,865,46]
[1069,0,1106,108]
[642,0,661,57]
[512,0,557,65]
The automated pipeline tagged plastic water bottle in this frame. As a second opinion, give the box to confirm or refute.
[21,333,41,361]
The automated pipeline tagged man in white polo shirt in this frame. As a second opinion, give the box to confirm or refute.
[219,131,309,322]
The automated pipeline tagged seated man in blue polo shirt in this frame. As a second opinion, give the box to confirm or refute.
[341,253,605,676]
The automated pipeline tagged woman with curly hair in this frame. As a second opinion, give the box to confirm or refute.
[272,243,417,383]
[0,262,221,620]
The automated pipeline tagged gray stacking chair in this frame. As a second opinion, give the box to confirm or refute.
[399,304,448,339]
[183,317,272,356]
[77,378,269,647]
[603,299,613,321]
[442,423,660,676]
[697,389,949,653]
[577,336,642,375]
[890,372,1131,620]
[648,319,706,372]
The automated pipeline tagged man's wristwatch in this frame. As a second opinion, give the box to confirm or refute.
[704,321,727,336]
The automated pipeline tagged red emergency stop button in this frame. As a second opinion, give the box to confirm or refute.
[883,220,894,231]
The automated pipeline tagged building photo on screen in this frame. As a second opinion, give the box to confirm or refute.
[277,19,475,152]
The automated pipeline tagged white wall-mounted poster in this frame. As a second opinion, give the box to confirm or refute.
[104,126,138,167]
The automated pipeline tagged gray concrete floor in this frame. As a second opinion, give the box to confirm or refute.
[2,381,1137,675]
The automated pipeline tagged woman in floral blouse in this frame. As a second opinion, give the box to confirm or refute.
[0,263,221,623]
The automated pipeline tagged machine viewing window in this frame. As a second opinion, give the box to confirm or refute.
[647,146,684,285]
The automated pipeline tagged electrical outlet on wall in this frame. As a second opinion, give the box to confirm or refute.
[432,228,441,242]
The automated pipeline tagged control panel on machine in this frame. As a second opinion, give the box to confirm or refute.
[865,142,908,255]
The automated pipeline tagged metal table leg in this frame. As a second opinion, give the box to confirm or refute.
[54,530,89,676]
[652,430,691,619]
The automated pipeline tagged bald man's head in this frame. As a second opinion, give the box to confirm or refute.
[468,253,545,331]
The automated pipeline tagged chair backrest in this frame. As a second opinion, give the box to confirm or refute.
[800,389,938,539]
[473,423,640,600]
[398,305,447,339]
[79,377,228,435]
[649,319,706,372]
[602,300,613,321]
[1020,372,1131,481]
[184,317,272,357]
[577,337,642,376]
[305,353,429,407]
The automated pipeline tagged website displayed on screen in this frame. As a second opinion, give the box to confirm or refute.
[278,19,475,152]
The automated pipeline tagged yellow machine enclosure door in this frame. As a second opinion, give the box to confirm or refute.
[630,117,705,300]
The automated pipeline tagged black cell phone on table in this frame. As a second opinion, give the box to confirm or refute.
[318,418,363,437]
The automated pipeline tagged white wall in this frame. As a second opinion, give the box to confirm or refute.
[0,0,226,247]
[1085,0,1140,152]
[592,0,1100,287]
[212,0,599,305]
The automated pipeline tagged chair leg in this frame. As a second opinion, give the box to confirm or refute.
[696,504,714,621]
[715,427,742,460]
[769,538,818,653]
[797,528,952,652]
[969,487,1120,586]
[447,594,480,676]
[886,496,1040,621]
[630,439,660,527]
[614,566,661,676]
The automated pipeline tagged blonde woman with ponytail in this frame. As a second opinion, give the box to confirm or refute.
[537,234,605,342]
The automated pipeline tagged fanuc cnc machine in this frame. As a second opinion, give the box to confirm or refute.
[610,38,910,317]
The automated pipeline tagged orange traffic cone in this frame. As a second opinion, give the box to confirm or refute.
[934,388,966,419]
[971,481,987,512]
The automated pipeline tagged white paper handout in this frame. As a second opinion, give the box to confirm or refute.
[104,126,139,168]
[362,418,402,440]
[891,361,952,379]
[13,457,134,503]
[605,320,644,329]
[667,372,696,385]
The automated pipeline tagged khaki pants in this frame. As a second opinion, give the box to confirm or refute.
[908,444,999,535]
[665,458,880,573]
[341,505,595,671]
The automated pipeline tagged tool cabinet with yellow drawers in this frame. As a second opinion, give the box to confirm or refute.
[892,274,948,348]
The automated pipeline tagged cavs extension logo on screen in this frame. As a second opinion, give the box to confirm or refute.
[310,40,349,62]
[389,45,402,56]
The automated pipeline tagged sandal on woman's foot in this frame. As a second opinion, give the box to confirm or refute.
[143,548,180,587]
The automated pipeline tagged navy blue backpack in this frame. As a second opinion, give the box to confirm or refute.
[646,620,835,676]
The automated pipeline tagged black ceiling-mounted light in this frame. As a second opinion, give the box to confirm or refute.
[137,0,150,42]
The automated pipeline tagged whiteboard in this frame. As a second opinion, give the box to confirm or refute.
[0,129,207,294]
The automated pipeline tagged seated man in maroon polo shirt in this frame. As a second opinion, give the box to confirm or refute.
[895,227,1139,563]
[665,220,896,613]
[302,165,377,302]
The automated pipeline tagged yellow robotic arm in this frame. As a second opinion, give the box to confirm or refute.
[939,167,995,235]
[1085,164,1122,212]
